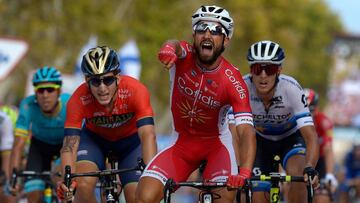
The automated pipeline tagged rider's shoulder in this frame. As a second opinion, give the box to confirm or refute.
[278,74,302,91]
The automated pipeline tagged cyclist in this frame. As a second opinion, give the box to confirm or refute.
[57,46,157,203]
[0,111,16,203]
[136,5,256,203]
[339,144,360,202]
[243,40,319,203]
[304,88,338,203]
[9,66,70,202]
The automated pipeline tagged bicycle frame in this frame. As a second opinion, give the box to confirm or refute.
[11,169,61,203]
[250,173,305,203]
[163,178,243,203]
[64,158,145,203]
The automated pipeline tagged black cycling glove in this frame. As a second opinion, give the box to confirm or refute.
[303,166,319,179]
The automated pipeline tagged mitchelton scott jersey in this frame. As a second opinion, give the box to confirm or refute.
[64,76,154,141]
[243,74,313,141]
[170,41,253,137]
[0,111,13,151]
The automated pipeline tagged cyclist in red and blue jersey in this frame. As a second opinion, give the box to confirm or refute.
[304,88,338,203]
[57,46,157,203]
[9,66,70,203]
[243,40,319,203]
[136,5,256,203]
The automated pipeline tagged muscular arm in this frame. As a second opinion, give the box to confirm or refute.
[138,125,157,164]
[229,123,240,166]
[60,135,80,173]
[9,136,27,172]
[236,124,256,169]
[299,125,319,168]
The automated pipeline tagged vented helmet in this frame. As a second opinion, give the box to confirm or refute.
[32,66,62,86]
[304,88,319,111]
[247,40,285,65]
[81,46,120,76]
[192,5,234,38]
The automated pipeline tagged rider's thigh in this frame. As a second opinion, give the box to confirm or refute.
[314,192,331,203]
[135,176,163,203]
[123,182,137,203]
[252,191,269,203]
[74,161,99,203]
[214,189,235,203]
[285,155,305,175]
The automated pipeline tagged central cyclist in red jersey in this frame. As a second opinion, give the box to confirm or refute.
[57,46,157,203]
[136,5,256,203]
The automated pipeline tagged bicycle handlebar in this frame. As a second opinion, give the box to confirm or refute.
[251,174,305,183]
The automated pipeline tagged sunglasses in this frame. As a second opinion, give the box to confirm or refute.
[193,22,228,37]
[36,87,58,94]
[88,76,117,87]
[250,64,280,76]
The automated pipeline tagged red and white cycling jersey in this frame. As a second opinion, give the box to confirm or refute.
[65,76,154,141]
[169,41,253,137]
[141,41,253,184]
[313,110,333,157]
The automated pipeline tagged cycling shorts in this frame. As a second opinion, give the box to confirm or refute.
[25,137,62,193]
[141,132,237,185]
[77,129,142,186]
[252,131,306,192]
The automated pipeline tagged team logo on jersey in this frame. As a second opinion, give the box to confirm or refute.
[80,95,93,105]
[191,69,197,77]
[176,100,211,124]
[177,76,220,108]
[224,69,246,99]
[86,113,134,128]
[118,88,132,99]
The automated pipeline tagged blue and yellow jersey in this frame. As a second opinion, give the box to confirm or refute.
[15,93,70,145]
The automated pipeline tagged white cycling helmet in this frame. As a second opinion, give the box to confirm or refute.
[247,40,285,65]
[192,5,234,38]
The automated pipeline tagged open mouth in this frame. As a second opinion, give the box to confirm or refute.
[201,41,214,52]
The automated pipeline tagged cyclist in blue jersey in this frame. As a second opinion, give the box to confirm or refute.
[230,40,320,203]
[9,66,70,203]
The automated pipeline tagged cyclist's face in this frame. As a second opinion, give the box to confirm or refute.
[35,82,60,113]
[251,64,281,96]
[87,72,118,106]
[193,21,229,65]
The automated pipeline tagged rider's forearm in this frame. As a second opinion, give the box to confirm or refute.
[323,144,335,174]
[237,124,256,169]
[9,136,26,172]
[300,126,319,168]
[138,125,157,164]
[60,135,80,173]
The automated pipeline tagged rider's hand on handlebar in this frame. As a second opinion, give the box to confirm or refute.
[57,180,77,201]
[158,43,178,69]
[303,166,320,189]
[325,173,338,192]
[227,168,252,189]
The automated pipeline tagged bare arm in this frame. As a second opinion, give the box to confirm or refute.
[299,125,319,168]
[9,136,27,172]
[323,143,335,174]
[1,151,11,178]
[236,124,256,169]
[60,135,80,174]
[138,125,157,164]
[229,123,240,166]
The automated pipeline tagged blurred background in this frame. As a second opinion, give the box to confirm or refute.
[1,0,360,201]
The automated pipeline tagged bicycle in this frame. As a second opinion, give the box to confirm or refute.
[64,157,145,203]
[10,168,62,203]
[163,178,247,203]
[244,155,314,203]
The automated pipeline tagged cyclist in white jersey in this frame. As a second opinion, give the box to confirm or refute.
[243,40,319,203]
[0,111,16,203]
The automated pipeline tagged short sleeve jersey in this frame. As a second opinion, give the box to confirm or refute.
[243,74,314,141]
[169,41,253,137]
[65,76,154,141]
[313,110,333,156]
[15,93,70,145]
